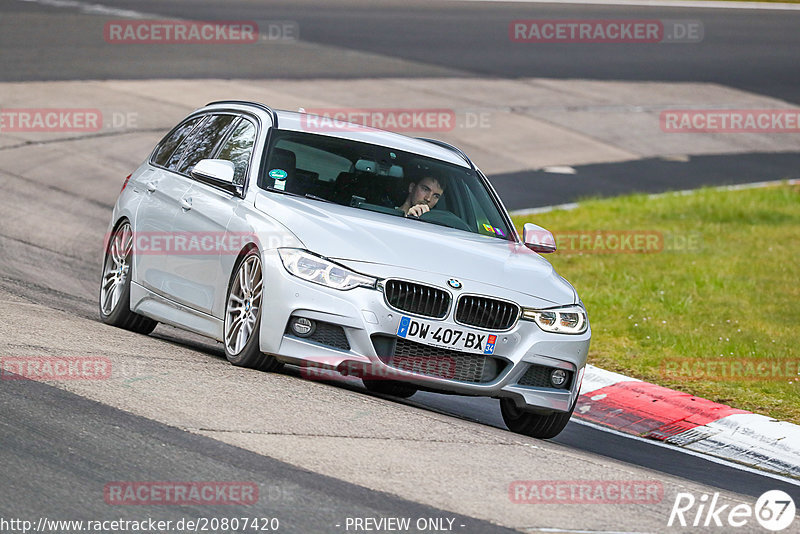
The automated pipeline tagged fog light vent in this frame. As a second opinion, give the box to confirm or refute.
[290,317,315,337]
[517,364,572,390]
[550,368,568,387]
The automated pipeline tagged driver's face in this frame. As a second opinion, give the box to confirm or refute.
[408,177,444,209]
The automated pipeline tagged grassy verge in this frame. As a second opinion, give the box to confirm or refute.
[512,184,800,424]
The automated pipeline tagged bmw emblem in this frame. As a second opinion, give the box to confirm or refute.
[447,278,462,290]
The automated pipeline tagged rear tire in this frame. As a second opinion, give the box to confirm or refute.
[224,249,282,372]
[500,397,574,439]
[362,378,417,398]
[99,221,157,335]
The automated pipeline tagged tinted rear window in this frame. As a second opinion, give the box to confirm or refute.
[176,114,238,175]
[152,116,202,167]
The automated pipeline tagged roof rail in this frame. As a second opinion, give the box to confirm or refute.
[206,100,279,127]
[416,137,473,168]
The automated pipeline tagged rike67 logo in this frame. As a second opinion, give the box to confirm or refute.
[668,490,796,531]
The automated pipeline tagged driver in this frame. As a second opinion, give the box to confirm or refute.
[398,176,445,218]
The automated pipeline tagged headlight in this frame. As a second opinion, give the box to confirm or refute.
[522,305,588,334]
[278,248,377,290]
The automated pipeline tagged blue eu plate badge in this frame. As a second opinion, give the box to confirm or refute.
[397,316,411,337]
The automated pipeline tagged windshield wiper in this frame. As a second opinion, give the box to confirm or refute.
[267,187,300,196]
[305,194,335,203]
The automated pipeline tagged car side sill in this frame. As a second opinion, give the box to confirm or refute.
[130,282,224,341]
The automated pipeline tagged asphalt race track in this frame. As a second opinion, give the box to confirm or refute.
[4,0,800,103]
[1,0,799,532]
[0,376,516,533]
[4,0,800,208]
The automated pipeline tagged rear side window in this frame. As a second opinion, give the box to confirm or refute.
[217,119,257,186]
[165,116,210,170]
[152,116,203,167]
[176,114,238,175]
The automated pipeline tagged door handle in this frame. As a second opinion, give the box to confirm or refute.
[180,197,192,211]
[146,181,158,193]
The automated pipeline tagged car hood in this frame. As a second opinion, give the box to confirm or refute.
[254,192,577,305]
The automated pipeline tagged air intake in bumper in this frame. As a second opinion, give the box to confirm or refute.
[372,335,506,383]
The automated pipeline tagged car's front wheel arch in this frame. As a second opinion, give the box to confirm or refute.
[223,245,282,372]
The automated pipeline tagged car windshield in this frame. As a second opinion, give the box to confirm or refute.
[259,130,513,240]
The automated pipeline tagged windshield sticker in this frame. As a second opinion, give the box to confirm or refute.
[269,169,288,181]
[494,227,506,238]
[273,179,286,191]
[482,223,495,233]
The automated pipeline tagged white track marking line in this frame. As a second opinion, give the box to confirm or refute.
[573,419,800,487]
[18,0,160,19]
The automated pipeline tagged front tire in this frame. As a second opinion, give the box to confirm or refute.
[500,397,574,439]
[99,221,157,334]
[224,249,282,372]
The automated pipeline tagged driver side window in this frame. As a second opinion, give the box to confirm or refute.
[176,114,237,175]
[218,119,257,186]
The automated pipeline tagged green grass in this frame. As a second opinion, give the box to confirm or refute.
[512,184,800,424]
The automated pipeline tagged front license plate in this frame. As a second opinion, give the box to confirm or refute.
[396,316,497,355]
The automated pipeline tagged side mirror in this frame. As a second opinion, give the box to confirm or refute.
[191,159,236,184]
[523,223,557,253]
[191,159,242,196]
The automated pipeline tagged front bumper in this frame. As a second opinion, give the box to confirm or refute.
[259,250,590,413]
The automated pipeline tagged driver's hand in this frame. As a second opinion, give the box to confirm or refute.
[407,204,430,218]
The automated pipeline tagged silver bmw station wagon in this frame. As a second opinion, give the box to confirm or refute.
[100,100,590,439]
